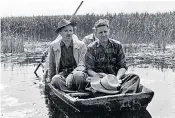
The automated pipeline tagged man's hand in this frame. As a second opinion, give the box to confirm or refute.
[86,73,106,82]
[116,76,122,84]
[66,73,74,88]
[98,73,107,77]
[74,65,85,71]
[118,79,122,84]
[94,73,107,78]
[46,78,52,83]
[86,76,92,82]
[116,68,126,84]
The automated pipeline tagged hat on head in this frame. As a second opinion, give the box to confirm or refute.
[55,19,76,33]
[90,74,120,94]
[94,19,109,28]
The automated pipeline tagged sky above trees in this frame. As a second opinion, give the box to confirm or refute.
[1,0,175,17]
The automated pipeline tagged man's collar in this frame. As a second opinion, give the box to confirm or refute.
[96,38,111,48]
[60,40,64,47]
[60,39,73,47]
[52,34,80,51]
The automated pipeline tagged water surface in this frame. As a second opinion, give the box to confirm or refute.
[1,62,175,118]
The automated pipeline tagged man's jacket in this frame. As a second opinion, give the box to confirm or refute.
[48,35,87,80]
[82,33,97,46]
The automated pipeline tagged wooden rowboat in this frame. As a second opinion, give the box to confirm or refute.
[46,83,154,113]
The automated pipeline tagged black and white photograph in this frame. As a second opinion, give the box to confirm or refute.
[1,0,175,118]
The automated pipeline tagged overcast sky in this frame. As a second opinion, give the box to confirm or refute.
[1,0,175,17]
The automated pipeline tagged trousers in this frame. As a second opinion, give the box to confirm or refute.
[51,71,88,92]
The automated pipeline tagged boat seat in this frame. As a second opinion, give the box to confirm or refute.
[67,92,92,98]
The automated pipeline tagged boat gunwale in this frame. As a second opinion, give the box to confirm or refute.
[48,83,154,112]
[48,83,154,102]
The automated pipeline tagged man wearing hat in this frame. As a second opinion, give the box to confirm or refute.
[85,19,140,94]
[48,18,88,91]
[82,27,98,46]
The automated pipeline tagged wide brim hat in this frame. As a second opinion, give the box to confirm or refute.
[55,19,77,33]
[90,74,120,94]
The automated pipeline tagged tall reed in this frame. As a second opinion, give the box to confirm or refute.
[1,32,24,53]
[1,12,175,53]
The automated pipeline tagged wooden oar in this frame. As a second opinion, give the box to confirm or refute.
[34,52,46,77]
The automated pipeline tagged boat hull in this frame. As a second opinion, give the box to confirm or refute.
[47,83,154,112]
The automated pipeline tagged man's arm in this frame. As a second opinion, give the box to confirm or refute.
[48,46,56,81]
[115,43,128,81]
[82,37,89,46]
[116,68,126,83]
[87,69,98,76]
[66,41,87,87]
[74,42,87,72]
[84,45,106,77]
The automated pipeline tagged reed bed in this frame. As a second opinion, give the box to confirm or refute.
[1,32,24,53]
[1,12,175,53]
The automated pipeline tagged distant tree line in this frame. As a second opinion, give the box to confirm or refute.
[1,12,175,44]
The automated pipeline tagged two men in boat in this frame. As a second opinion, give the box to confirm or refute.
[48,18,140,94]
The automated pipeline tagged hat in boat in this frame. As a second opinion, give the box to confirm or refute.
[55,19,76,33]
[90,74,120,94]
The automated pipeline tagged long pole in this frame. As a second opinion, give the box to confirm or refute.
[69,1,84,21]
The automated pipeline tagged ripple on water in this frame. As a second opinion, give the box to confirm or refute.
[1,108,38,118]
[1,96,27,107]
[0,84,9,91]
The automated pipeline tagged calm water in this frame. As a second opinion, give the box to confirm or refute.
[1,62,175,118]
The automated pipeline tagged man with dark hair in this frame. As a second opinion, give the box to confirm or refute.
[48,18,87,91]
[85,19,140,94]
